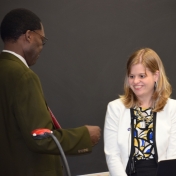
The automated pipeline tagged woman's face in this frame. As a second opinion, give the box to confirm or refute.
[128,63,158,100]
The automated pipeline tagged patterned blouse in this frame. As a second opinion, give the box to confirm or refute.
[133,107,154,160]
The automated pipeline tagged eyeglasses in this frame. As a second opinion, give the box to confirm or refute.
[32,30,48,45]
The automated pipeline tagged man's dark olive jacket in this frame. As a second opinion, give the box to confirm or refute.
[0,52,92,176]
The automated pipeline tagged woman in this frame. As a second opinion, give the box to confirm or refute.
[104,48,176,176]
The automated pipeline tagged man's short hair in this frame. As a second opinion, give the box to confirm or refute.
[0,8,41,42]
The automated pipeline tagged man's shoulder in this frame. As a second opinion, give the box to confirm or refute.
[0,52,27,69]
[0,52,35,77]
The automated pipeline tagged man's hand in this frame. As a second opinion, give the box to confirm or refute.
[85,125,101,146]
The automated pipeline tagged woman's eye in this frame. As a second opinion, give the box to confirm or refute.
[129,75,134,79]
[140,74,146,78]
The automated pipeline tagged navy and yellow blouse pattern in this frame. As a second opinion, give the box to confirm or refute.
[133,107,154,160]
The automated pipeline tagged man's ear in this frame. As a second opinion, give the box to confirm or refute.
[24,30,32,43]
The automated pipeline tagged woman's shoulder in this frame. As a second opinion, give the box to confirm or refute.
[167,98,176,105]
[107,98,125,108]
[164,98,176,109]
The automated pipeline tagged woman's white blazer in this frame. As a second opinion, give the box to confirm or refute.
[104,98,176,176]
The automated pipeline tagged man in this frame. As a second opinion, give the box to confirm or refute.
[0,8,101,176]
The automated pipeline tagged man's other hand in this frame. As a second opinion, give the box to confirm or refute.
[85,125,101,146]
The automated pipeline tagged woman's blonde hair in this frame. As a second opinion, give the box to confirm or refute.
[120,48,172,112]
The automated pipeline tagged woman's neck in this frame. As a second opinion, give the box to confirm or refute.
[138,98,153,108]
